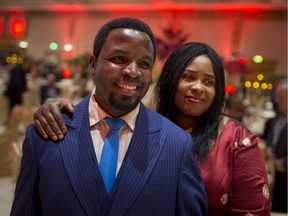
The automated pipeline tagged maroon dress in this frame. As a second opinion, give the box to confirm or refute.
[198,119,270,216]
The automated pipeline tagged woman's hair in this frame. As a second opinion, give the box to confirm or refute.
[155,42,226,160]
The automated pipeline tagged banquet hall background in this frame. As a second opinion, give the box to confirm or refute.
[0,0,287,215]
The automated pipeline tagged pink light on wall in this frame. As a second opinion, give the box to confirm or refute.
[0,17,3,35]
[40,2,285,13]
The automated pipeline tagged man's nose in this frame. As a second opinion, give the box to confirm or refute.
[122,62,140,78]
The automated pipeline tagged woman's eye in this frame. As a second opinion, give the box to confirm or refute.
[182,74,194,80]
[205,79,215,86]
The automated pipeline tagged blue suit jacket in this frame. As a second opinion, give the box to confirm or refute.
[11,95,208,216]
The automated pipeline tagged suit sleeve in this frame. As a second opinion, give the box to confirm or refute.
[177,134,208,216]
[10,125,42,216]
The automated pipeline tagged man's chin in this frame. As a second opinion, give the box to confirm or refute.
[109,96,140,113]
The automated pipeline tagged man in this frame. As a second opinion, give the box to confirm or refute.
[40,72,60,104]
[11,17,207,215]
[265,78,287,213]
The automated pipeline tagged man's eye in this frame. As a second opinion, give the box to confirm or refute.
[111,56,126,63]
[139,61,152,69]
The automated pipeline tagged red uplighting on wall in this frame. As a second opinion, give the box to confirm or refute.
[0,17,3,35]
[10,17,26,36]
[44,2,285,13]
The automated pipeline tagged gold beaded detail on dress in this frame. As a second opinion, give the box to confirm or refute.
[262,184,269,199]
[242,138,251,147]
[220,193,229,205]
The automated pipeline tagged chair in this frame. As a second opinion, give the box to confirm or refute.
[0,129,19,176]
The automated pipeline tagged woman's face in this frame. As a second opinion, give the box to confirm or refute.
[174,55,216,118]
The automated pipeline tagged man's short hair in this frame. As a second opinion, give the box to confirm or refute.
[93,17,157,62]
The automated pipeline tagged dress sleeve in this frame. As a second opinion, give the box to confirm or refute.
[229,121,271,216]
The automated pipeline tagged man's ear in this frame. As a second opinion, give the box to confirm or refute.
[89,54,97,74]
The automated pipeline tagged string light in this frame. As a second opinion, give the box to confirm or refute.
[257,74,264,81]
[253,55,263,64]
[19,41,29,48]
[49,42,58,51]
[245,81,252,88]
[252,82,260,89]
[64,44,73,52]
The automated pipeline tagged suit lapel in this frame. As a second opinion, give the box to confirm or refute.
[59,95,103,215]
[110,104,167,215]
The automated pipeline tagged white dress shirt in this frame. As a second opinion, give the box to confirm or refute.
[89,89,139,175]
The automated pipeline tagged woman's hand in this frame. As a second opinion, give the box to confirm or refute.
[33,99,74,141]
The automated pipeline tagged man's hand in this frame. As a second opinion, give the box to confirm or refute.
[33,99,74,141]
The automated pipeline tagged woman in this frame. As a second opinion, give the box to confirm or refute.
[155,42,270,215]
[33,42,270,215]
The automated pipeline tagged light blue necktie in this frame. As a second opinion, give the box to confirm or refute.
[99,117,125,193]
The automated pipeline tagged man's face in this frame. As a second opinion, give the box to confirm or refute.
[90,28,154,117]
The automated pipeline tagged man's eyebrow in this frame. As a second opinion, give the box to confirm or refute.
[110,49,127,54]
[141,56,153,62]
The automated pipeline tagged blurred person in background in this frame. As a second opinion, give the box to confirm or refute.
[71,77,90,104]
[40,72,60,104]
[264,78,287,213]
[223,91,247,122]
[4,56,33,116]
[33,42,270,215]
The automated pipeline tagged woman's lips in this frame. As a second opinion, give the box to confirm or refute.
[186,96,205,103]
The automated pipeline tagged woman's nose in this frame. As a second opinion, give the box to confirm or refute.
[190,80,204,93]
